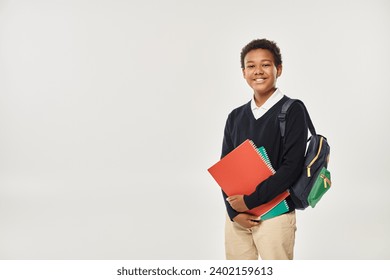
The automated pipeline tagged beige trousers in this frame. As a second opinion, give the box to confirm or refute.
[225,211,297,260]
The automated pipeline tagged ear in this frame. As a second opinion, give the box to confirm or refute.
[276,64,283,78]
[242,68,246,79]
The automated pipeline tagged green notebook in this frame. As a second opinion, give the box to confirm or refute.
[260,199,289,220]
[257,146,276,173]
[256,147,289,220]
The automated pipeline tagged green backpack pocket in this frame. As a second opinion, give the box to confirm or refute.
[308,167,331,208]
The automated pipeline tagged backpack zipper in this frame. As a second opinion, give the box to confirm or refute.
[320,174,331,188]
[307,137,324,177]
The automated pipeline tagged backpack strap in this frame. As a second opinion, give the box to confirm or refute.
[278,97,316,142]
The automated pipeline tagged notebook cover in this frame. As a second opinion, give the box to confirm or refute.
[257,146,276,173]
[208,139,289,217]
[260,199,289,220]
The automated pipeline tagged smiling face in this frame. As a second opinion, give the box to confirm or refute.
[242,48,282,104]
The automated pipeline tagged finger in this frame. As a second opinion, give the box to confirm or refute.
[229,200,238,207]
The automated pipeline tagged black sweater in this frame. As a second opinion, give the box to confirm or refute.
[221,96,308,220]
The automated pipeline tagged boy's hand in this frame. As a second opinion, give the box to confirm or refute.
[233,213,260,228]
[227,195,249,212]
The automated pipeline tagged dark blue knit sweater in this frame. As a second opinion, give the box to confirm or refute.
[221,96,308,220]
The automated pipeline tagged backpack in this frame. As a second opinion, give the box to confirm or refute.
[278,98,331,210]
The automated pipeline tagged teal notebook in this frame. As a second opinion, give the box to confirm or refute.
[257,146,276,173]
[257,147,289,220]
[260,199,289,220]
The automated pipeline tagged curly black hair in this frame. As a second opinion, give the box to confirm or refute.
[240,39,282,69]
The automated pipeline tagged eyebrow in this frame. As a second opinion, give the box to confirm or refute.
[245,59,272,64]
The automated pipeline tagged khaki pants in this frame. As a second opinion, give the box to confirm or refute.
[225,211,297,260]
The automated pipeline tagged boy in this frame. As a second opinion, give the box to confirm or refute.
[221,39,308,260]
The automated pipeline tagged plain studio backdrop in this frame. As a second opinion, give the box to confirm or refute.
[0,0,389,260]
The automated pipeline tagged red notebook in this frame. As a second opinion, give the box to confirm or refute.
[208,139,289,217]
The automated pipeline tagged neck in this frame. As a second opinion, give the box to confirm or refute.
[253,88,276,107]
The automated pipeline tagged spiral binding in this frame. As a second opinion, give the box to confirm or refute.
[249,140,276,174]
[283,199,289,210]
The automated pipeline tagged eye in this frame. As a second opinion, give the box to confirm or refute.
[262,64,271,67]
[246,65,255,68]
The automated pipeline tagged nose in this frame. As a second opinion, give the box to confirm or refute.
[254,66,264,75]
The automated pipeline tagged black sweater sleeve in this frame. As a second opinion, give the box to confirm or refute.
[243,103,308,209]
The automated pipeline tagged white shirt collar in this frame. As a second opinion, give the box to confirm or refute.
[251,88,284,119]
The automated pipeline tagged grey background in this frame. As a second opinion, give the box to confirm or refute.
[0,0,389,259]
